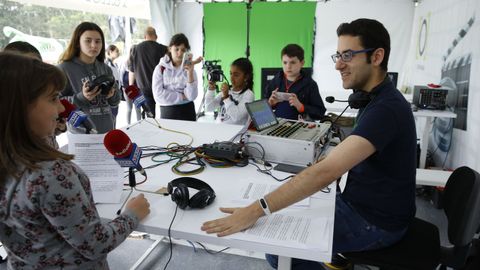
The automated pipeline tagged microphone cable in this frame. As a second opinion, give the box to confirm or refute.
[117,168,137,215]
[187,241,230,255]
[116,189,133,215]
[117,167,137,216]
[163,204,179,270]
[318,104,351,157]
[125,119,143,130]
[144,119,194,146]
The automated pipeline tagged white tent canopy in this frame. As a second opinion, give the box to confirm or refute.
[9,0,151,19]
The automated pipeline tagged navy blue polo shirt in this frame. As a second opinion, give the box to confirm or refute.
[342,78,417,231]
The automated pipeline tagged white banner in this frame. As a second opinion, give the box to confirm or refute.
[405,0,480,170]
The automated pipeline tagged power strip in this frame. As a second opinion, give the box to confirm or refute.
[202,141,244,160]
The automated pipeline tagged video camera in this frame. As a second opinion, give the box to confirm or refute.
[204,60,225,83]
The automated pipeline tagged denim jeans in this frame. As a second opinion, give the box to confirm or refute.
[266,192,407,270]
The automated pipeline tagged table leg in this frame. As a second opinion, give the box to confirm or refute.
[129,235,165,270]
[419,116,433,169]
[278,256,292,270]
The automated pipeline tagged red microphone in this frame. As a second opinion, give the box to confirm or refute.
[104,129,146,177]
[59,99,97,134]
[59,99,76,119]
[125,85,154,118]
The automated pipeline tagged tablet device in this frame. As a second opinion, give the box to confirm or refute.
[245,99,278,131]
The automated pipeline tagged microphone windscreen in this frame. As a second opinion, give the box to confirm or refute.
[59,99,76,118]
[104,129,133,158]
[125,85,140,100]
[325,96,336,103]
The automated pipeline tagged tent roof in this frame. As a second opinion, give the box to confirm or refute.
[9,0,151,19]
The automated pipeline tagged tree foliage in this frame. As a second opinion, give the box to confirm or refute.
[0,0,149,49]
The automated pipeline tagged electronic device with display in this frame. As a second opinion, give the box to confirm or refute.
[244,99,330,166]
[413,85,449,110]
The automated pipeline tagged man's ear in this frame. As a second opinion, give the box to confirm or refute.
[371,48,385,67]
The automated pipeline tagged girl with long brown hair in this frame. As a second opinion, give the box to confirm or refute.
[58,22,121,133]
[0,52,150,269]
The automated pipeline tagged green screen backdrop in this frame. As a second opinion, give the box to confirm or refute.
[203,2,316,99]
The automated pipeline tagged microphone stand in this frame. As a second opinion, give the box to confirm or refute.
[195,84,208,120]
[117,167,137,215]
[245,0,253,59]
[319,105,351,156]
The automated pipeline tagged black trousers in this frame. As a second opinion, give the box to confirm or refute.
[142,94,156,118]
[160,101,196,121]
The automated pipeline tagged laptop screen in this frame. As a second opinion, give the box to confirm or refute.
[245,99,278,131]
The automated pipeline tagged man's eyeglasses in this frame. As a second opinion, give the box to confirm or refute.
[331,48,375,63]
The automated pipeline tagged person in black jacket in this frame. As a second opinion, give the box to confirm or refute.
[263,44,326,121]
[128,27,168,118]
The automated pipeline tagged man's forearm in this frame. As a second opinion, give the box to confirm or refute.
[265,160,337,214]
[264,135,375,214]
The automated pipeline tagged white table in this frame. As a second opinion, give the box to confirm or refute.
[416,168,452,187]
[96,119,336,270]
[413,109,457,169]
[328,107,457,169]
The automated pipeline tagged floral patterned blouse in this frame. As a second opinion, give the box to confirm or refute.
[0,159,138,270]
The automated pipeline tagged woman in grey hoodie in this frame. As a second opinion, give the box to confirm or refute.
[58,22,120,134]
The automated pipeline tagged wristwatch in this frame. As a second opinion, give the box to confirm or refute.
[259,197,272,216]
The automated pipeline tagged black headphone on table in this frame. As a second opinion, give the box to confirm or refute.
[167,177,216,209]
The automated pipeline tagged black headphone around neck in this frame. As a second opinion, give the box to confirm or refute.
[348,90,374,109]
[167,177,216,209]
[348,75,392,109]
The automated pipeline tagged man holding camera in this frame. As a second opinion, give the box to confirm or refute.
[263,44,326,121]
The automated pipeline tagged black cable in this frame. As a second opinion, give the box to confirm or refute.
[195,242,230,255]
[320,186,332,193]
[229,128,249,143]
[122,175,147,186]
[244,141,266,160]
[116,188,133,215]
[319,104,351,157]
[163,204,179,270]
[249,161,293,182]
[171,155,206,175]
[137,145,205,176]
